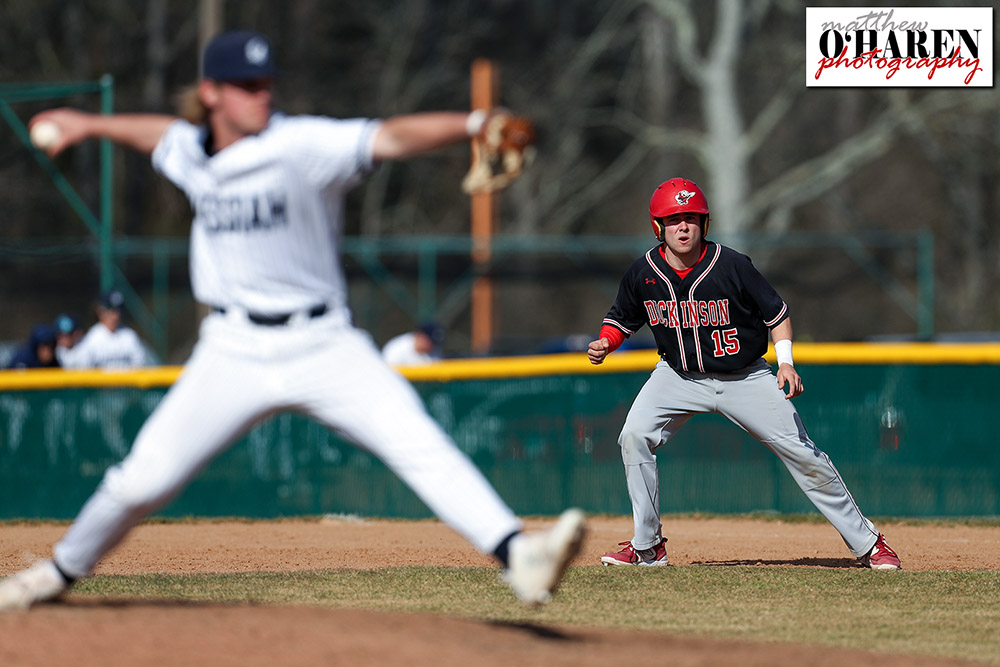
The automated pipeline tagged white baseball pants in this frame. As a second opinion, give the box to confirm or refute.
[619,359,880,557]
[53,309,522,578]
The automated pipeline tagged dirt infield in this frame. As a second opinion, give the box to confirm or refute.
[1,516,996,666]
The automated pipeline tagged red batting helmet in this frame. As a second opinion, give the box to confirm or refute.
[648,178,710,241]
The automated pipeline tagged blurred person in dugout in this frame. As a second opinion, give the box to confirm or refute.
[53,312,83,364]
[6,323,61,369]
[59,289,151,369]
[382,322,444,366]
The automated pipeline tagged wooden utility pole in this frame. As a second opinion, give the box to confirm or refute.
[470,59,498,355]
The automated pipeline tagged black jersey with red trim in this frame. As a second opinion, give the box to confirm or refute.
[602,241,789,373]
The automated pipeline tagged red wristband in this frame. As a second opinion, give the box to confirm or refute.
[599,325,625,353]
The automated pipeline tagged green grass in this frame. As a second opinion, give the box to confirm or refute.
[73,565,1000,664]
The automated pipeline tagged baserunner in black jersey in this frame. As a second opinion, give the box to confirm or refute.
[590,178,901,570]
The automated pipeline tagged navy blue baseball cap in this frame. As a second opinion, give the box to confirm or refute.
[30,324,57,347]
[419,322,445,346]
[100,289,125,310]
[202,30,277,82]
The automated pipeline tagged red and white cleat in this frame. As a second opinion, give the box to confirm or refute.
[860,534,902,570]
[600,538,669,567]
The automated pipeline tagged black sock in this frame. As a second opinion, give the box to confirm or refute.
[52,560,76,586]
[492,530,519,569]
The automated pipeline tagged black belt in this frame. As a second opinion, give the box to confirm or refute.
[213,304,328,326]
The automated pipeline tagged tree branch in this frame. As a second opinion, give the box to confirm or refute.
[645,0,705,84]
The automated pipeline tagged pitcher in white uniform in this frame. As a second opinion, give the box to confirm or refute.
[0,29,584,611]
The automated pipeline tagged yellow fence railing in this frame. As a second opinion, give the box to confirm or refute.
[0,343,999,390]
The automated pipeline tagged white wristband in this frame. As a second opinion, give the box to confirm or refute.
[466,109,487,137]
[774,339,793,367]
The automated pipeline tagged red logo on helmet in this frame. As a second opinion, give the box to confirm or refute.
[675,190,696,206]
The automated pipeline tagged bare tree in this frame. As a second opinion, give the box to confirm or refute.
[2,0,999,348]
[614,0,1000,238]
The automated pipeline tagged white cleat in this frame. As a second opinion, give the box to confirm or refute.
[0,560,69,612]
[502,508,586,606]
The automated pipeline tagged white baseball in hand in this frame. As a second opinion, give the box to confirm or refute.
[30,121,61,150]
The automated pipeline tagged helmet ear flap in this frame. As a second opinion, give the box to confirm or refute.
[651,218,664,242]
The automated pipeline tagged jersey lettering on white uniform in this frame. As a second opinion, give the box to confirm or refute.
[151,112,381,316]
[60,324,149,369]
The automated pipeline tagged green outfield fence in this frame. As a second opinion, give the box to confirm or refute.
[1,343,999,520]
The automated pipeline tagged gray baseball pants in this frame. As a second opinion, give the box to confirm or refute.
[620,359,879,557]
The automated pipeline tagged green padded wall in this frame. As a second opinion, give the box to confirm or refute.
[0,362,997,519]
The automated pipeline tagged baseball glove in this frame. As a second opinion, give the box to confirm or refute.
[462,111,537,195]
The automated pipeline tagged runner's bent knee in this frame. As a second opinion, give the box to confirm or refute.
[618,418,659,465]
